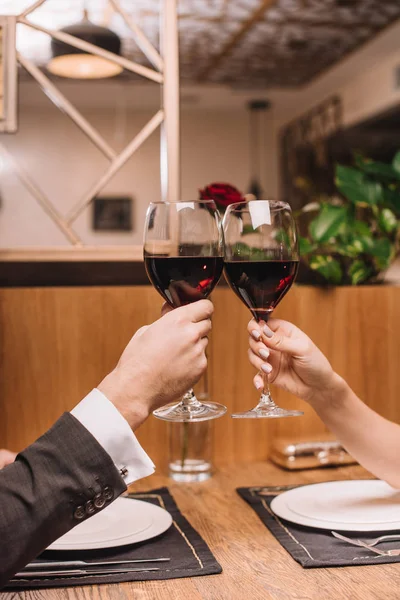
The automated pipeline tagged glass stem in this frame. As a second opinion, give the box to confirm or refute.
[181,389,202,410]
[258,371,278,410]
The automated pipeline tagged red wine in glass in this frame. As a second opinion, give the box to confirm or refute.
[143,199,226,422]
[223,260,299,323]
[144,255,224,308]
[223,199,303,419]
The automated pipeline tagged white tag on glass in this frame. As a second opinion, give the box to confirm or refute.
[176,202,195,212]
[249,201,271,230]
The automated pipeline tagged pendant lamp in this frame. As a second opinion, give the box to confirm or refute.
[247,99,271,199]
[47,8,122,79]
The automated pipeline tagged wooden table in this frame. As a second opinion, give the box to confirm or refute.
[2,462,400,600]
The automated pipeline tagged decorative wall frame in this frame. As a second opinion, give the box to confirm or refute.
[280,96,343,210]
[93,196,133,232]
[0,16,17,133]
[0,0,179,248]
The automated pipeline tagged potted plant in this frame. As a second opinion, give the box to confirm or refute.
[297,152,400,285]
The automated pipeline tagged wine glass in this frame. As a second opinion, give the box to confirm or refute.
[223,200,303,419]
[143,200,227,422]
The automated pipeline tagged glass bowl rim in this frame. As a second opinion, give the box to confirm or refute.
[147,200,217,206]
[225,200,291,212]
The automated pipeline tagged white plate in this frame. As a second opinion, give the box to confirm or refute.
[48,498,173,550]
[270,480,400,531]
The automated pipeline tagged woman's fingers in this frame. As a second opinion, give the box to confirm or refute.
[253,373,264,391]
[247,348,272,373]
[248,318,307,358]
[249,335,270,360]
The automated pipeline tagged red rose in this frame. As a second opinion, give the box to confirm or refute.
[199,183,244,210]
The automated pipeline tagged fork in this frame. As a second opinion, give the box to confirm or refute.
[354,534,400,547]
[331,531,400,556]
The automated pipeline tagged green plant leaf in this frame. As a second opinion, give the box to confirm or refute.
[242,224,254,235]
[274,229,290,247]
[299,237,315,256]
[335,165,383,205]
[383,187,400,214]
[353,220,372,237]
[231,242,266,260]
[309,204,348,243]
[369,238,393,270]
[355,156,400,181]
[392,151,400,175]
[378,208,398,234]
[348,260,373,285]
[336,239,364,258]
[359,235,374,252]
[309,255,343,284]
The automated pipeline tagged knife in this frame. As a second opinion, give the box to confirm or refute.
[24,558,169,569]
[13,566,160,579]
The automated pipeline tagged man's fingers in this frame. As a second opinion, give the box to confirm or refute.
[161,302,173,317]
[194,318,212,339]
[0,449,16,469]
[177,299,214,323]
[133,325,149,339]
[199,336,209,352]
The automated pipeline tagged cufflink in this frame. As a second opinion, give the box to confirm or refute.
[120,466,128,478]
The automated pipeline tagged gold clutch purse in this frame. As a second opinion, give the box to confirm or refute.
[270,437,356,470]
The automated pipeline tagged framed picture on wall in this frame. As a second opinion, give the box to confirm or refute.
[0,16,17,133]
[92,196,133,231]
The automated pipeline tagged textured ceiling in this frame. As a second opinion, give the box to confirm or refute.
[2,0,400,88]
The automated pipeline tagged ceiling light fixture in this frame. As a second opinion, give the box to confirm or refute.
[47,8,122,79]
[247,99,271,199]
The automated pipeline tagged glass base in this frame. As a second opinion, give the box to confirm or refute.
[231,406,303,419]
[231,391,303,419]
[153,400,227,422]
[169,459,212,482]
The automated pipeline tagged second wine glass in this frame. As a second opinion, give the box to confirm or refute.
[144,200,227,422]
[223,200,303,419]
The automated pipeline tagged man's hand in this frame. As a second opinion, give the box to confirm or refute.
[98,300,213,429]
[0,450,16,469]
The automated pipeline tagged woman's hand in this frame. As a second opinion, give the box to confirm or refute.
[248,318,339,404]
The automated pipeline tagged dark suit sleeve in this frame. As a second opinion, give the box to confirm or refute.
[0,412,127,588]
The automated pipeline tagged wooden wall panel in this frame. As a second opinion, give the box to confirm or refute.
[1,285,400,469]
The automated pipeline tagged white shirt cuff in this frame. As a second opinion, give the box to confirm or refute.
[71,388,155,485]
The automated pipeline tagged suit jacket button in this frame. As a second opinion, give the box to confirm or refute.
[103,486,114,501]
[74,505,85,520]
[85,500,96,515]
[94,493,106,509]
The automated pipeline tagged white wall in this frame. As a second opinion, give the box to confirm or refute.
[0,92,277,247]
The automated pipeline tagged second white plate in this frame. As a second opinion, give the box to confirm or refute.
[270,480,400,531]
[48,497,173,550]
